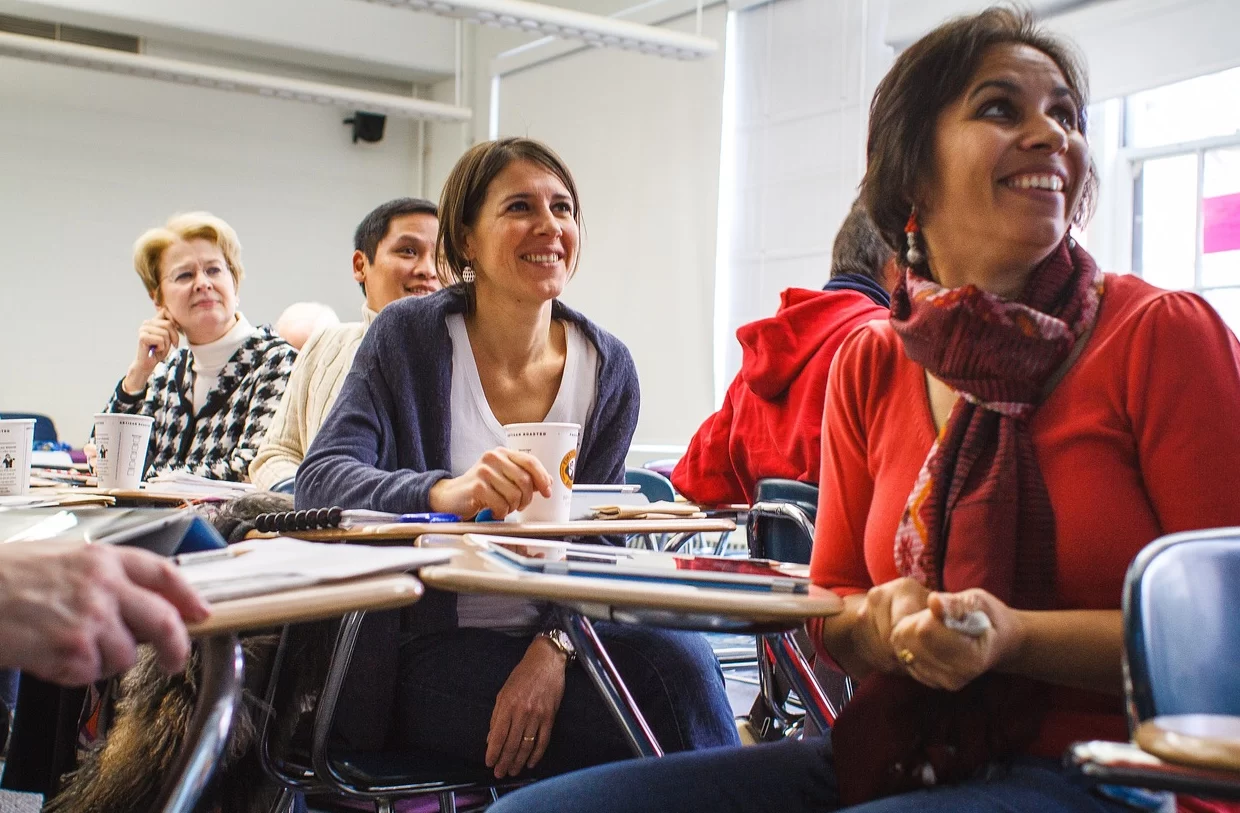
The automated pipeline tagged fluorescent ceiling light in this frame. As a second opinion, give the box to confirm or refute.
[359,0,719,59]
[0,30,472,122]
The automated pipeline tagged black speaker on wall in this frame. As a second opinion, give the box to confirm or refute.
[344,111,386,144]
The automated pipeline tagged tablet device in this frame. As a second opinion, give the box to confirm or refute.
[0,507,221,556]
[469,534,810,593]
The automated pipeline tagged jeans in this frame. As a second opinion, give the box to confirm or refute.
[335,623,738,777]
[487,737,1136,813]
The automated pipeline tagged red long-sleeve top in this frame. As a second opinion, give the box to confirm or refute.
[808,273,1240,758]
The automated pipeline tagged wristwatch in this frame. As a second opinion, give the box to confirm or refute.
[538,628,577,664]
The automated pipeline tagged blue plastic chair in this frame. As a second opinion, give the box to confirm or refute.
[624,467,675,503]
[0,412,58,443]
[271,476,297,495]
[1123,527,1240,721]
[1066,528,1240,800]
[743,479,843,740]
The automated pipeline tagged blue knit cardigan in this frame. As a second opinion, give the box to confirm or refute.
[297,285,640,517]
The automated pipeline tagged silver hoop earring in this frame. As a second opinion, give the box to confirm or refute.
[461,265,476,284]
[905,233,924,266]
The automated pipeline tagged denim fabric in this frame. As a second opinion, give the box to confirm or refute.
[487,737,1137,813]
[333,623,738,778]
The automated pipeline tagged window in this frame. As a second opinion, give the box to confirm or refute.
[1125,66,1240,333]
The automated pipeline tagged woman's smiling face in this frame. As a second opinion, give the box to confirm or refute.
[464,159,579,307]
[919,43,1090,294]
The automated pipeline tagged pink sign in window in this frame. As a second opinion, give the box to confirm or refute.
[1203,192,1240,254]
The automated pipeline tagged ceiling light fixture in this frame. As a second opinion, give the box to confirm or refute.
[358,0,718,60]
[0,29,472,122]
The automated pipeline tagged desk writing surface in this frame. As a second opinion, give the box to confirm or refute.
[418,548,840,623]
[186,573,423,637]
[1136,715,1240,774]
[245,517,736,543]
[38,485,199,506]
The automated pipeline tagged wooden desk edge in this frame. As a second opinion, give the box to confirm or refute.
[1135,716,1240,774]
[418,562,842,622]
[245,517,736,542]
[187,574,423,637]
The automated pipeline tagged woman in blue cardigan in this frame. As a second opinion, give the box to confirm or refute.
[298,138,737,779]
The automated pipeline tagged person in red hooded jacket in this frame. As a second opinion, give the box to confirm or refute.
[672,202,895,505]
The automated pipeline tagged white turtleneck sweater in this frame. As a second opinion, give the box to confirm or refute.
[248,306,378,489]
[189,313,257,412]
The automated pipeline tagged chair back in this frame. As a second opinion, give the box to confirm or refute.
[749,478,818,564]
[1124,528,1240,722]
[641,458,679,480]
[625,467,676,503]
[270,475,296,495]
[0,412,58,443]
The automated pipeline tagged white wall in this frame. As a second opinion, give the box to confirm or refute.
[0,55,419,445]
[716,0,891,393]
[1048,0,1240,101]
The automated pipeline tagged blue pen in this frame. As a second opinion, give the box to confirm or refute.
[398,512,460,523]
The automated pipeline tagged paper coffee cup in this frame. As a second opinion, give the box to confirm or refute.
[93,413,154,490]
[504,422,581,523]
[0,418,36,497]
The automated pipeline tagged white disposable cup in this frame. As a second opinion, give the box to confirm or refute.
[0,419,36,497]
[503,422,581,523]
[92,413,154,490]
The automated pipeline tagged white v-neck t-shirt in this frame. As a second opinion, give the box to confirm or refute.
[445,313,600,629]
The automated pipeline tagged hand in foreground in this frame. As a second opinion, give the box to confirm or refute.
[123,308,180,394]
[850,577,933,675]
[889,588,1024,691]
[429,448,552,519]
[485,636,568,778]
[0,543,211,685]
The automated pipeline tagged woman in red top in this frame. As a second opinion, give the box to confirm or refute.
[489,8,1240,813]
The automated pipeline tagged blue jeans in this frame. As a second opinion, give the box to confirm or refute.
[487,737,1136,813]
[336,623,738,777]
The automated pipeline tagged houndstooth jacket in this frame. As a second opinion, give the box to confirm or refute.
[103,325,297,482]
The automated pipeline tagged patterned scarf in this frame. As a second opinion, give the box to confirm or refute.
[831,237,1104,804]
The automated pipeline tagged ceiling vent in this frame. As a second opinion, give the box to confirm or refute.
[0,13,139,53]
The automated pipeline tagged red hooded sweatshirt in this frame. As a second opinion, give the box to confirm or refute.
[673,285,888,505]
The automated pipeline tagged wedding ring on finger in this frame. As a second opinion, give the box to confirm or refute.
[522,734,536,743]
[897,648,916,667]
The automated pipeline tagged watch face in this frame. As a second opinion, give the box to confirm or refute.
[550,629,575,658]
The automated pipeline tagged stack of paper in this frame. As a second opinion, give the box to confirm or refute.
[145,471,255,499]
[177,537,458,602]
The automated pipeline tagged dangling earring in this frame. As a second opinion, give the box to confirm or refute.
[905,208,924,266]
[461,265,476,284]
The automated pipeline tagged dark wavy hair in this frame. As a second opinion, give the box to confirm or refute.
[860,6,1098,266]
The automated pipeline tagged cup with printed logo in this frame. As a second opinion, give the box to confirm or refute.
[92,413,154,490]
[503,422,581,523]
[0,418,37,497]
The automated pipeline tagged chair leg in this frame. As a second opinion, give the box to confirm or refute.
[153,635,245,813]
[438,790,458,813]
[558,609,664,758]
[375,799,394,813]
[268,787,298,813]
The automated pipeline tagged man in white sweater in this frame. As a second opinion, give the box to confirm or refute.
[249,198,440,489]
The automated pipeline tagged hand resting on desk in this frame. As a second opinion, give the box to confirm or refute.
[430,447,552,519]
[0,542,210,685]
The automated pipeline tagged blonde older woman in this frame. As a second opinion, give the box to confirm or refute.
[100,212,296,481]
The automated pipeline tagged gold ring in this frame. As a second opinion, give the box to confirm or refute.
[897,648,916,667]
[522,735,536,742]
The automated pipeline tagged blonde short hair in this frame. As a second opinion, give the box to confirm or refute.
[133,212,245,302]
